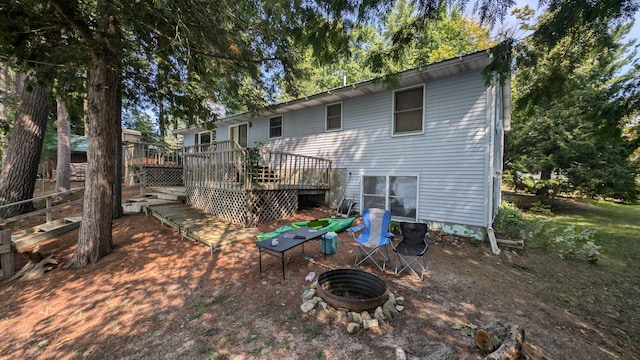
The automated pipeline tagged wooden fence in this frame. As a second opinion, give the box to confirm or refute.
[0,230,13,279]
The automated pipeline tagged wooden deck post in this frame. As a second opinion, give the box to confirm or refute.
[0,230,14,279]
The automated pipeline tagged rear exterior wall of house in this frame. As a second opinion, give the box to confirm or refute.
[216,69,497,234]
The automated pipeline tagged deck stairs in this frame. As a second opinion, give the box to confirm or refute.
[11,216,82,251]
[125,187,260,250]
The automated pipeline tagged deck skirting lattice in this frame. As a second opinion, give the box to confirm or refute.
[186,186,298,227]
[143,165,184,187]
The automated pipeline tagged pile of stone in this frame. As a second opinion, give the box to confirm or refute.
[300,280,404,334]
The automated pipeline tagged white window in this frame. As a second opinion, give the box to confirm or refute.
[195,131,212,145]
[393,86,424,135]
[194,131,213,151]
[269,115,282,138]
[230,123,248,147]
[326,103,342,131]
[362,175,418,221]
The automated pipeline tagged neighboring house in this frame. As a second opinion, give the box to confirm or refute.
[173,127,215,153]
[205,49,510,245]
[42,134,89,181]
[173,101,225,153]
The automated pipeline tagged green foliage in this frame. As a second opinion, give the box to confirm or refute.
[304,323,320,340]
[506,13,640,202]
[529,201,552,215]
[389,220,401,235]
[280,1,495,99]
[492,201,524,239]
[526,221,603,262]
[495,199,604,262]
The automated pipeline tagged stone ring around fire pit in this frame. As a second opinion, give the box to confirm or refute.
[300,269,405,334]
[316,269,388,312]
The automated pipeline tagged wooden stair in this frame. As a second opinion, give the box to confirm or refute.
[149,203,260,250]
[11,216,82,251]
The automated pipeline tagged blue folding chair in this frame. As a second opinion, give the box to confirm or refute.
[346,208,394,272]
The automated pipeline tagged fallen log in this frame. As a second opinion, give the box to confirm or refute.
[10,249,59,281]
[484,325,525,360]
[475,323,511,352]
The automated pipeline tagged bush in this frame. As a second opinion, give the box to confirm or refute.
[526,220,603,262]
[493,201,525,239]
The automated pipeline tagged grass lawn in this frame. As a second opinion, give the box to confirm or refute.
[525,198,640,272]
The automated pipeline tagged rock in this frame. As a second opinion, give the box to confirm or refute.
[387,291,396,305]
[383,308,392,319]
[310,280,318,289]
[336,310,348,323]
[361,311,371,321]
[396,305,405,312]
[395,296,404,305]
[302,288,316,301]
[374,306,387,322]
[395,347,407,360]
[383,301,399,319]
[347,322,361,334]
[318,301,328,311]
[424,346,457,360]
[362,318,379,330]
[316,309,333,324]
[300,299,318,313]
[350,312,362,324]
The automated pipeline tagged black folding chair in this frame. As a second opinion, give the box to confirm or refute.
[391,222,434,281]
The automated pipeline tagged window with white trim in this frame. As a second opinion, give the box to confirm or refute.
[362,175,418,221]
[393,86,424,134]
[230,123,248,147]
[194,131,213,151]
[326,103,342,131]
[269,115,282,138]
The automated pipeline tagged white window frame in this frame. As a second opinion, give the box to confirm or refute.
[269,115,283,139]
[194,131,214,151]
[195,131,213,145]
[325,102,343,132]
[360,174,419,222]
[229,122,249,147]
[392,84,425,136]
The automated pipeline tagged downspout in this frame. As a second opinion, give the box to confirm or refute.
[487,77,501,255]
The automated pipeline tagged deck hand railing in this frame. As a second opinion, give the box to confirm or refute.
[183,145,331,190]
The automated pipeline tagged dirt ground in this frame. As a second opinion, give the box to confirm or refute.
[0,190,638,359]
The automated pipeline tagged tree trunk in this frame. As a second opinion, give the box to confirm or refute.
[66,58,118,268]
[112,85,123,220]
[66,2,121,266]
[0,76,50,218]
[55,98,71,196]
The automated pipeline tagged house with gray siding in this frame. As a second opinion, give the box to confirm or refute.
[178,49,510,249]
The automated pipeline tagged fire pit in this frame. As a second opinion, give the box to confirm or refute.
[316,269,388,312]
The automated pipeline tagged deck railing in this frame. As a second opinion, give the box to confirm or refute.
[123,142,183,166]
[183,140,239,154]
[183,146,331,191]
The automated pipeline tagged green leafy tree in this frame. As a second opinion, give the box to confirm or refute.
[0,0,360,267]
[506,13,640,202]
[283,0,495,99]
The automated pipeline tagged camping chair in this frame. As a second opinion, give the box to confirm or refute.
[346,208,394,272]
[336,193,356,218]
[391,222,434,281]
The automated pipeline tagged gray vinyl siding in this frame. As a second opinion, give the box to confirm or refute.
[215,70,491,228]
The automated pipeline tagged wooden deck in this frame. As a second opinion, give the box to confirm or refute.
[148,203,260,250]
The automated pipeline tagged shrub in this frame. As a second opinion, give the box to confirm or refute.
[526,221,603,262]
[493,201,525,239]
[529,201,553,215]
